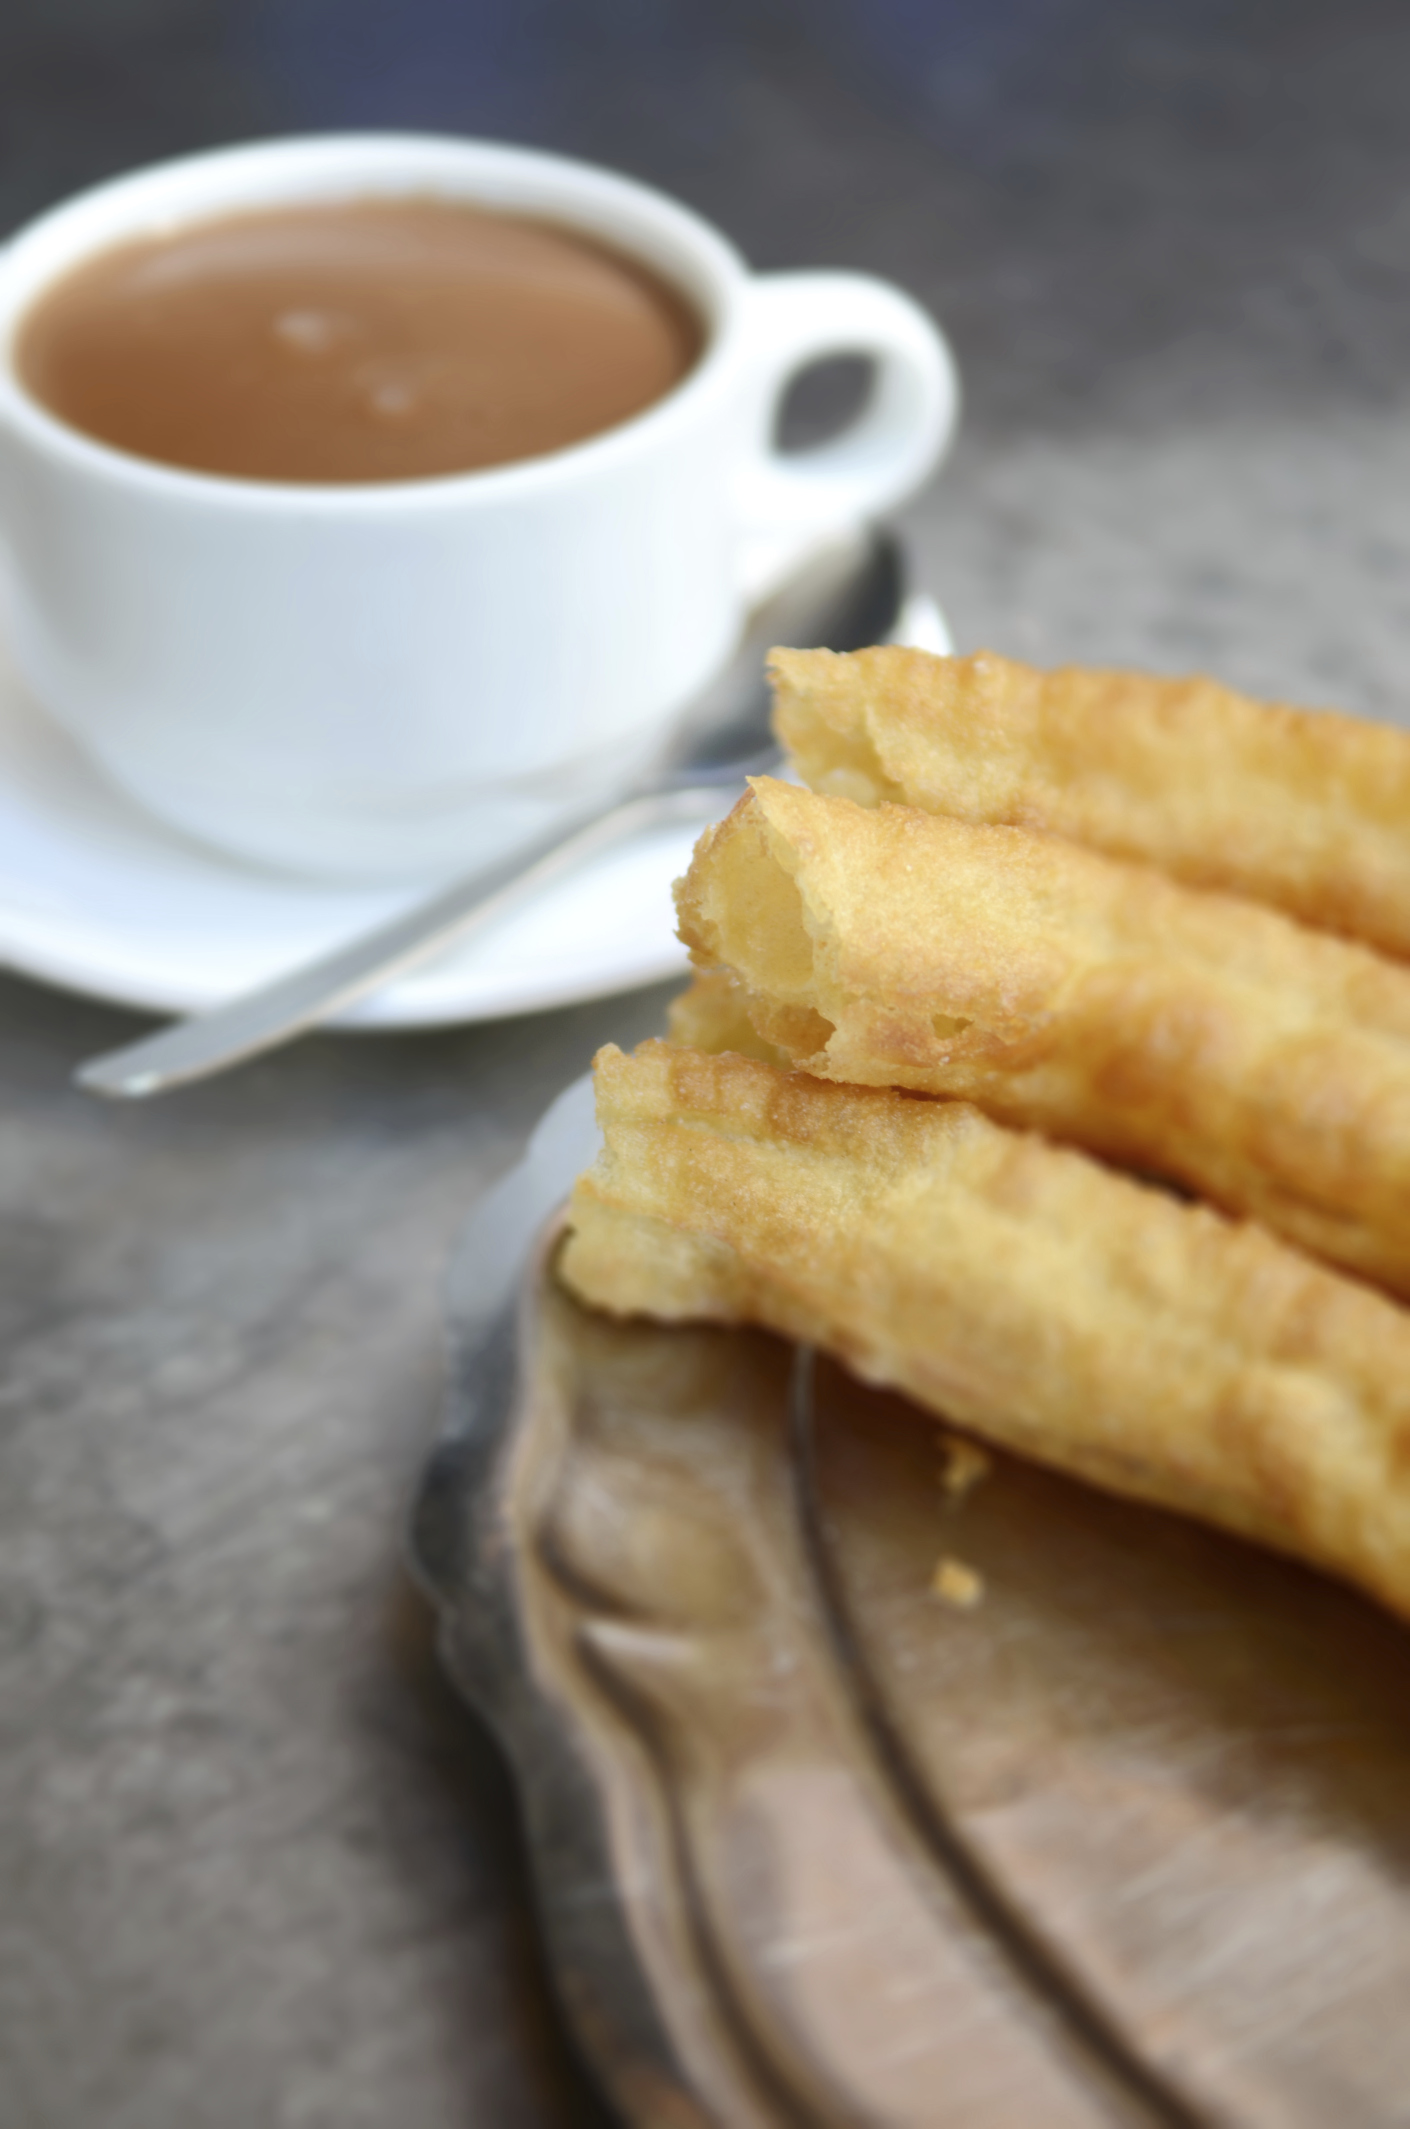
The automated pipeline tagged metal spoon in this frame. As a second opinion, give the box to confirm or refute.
[74,530,902,1099]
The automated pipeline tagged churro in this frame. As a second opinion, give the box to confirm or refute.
[771,646,1410,960]
[674,778,1410,1297]
[560,1041,1410,1621]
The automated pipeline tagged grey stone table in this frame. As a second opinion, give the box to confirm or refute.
[5,1,1410,2122]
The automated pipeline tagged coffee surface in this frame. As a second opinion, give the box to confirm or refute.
[17,198,702,483]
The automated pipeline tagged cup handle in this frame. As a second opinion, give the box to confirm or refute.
[733,271,959,601]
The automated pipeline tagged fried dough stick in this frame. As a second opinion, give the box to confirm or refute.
[668,966,786,1063]
[771,646,1410,961]
[674,778,1410,1297]
[560,1041,1410,1622]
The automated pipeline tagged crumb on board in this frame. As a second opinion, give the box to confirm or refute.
[931,1556,984,1609]
[938,1433,993,1503]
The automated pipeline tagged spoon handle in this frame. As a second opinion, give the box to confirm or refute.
[74,784,726,1099]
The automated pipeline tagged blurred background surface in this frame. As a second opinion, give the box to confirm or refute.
[8,0,1410,708]
[4,4,1410,2125]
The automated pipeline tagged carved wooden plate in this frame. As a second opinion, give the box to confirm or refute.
[412,1193,1410,2127]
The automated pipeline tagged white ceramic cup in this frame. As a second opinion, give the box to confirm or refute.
[0,134,957,881]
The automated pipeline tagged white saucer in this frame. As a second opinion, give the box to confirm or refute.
[0,593,951,1029]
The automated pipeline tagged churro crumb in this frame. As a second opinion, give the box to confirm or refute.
[939,1433,992,1502]
[931,1556,984,1609]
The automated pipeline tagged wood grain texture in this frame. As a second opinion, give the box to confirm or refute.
[423,1223,1410,2124]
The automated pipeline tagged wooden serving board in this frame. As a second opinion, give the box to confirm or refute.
[412,1217,1410,2127]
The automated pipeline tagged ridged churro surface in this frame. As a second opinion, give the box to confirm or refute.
[674,778,1410,1296]
[559,1041,1410,1620]
[771,645,1410,959]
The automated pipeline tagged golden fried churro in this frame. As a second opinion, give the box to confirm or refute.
[560,1041,1410,1621]
[666,965,785,1064]
[674,778,1410,1296]
[771,645,1410,960]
